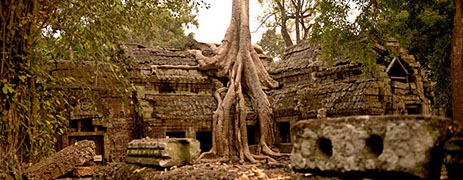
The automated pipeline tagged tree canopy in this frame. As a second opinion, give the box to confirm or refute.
[257,28,286,60]
[257,0,320,46]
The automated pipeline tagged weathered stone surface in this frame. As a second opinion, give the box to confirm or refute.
[24,140,96,180]
[125,138,200,167]
[270,40,435,127]
[56,178,92,180]
[291,115,450,179]
[71,166,94,177]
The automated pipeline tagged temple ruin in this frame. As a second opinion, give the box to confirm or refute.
[55,39,436,164]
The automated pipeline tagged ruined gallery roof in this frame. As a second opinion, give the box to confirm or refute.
[124,44,198,66]
[271,40,322,74]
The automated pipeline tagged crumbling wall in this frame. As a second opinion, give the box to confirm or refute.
[50,61,138,164]
[269,40,435,145]
[126,47,219,139]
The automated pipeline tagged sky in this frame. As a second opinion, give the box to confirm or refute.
[185,0,266,44]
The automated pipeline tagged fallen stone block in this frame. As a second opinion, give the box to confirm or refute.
[71,166,94,177]
[125,138,200,167]
[24,140,96,180]
[56,178,92,180]
[291,115,450,179]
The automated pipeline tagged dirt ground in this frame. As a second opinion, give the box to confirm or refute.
[93,161,450,180]
[94,161,343,180]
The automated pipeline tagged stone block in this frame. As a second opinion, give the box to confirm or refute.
[24,140,96,180]
[126,138,200,167]
[57,178,92,180]
[71,166,95,177]
[392,81,409,89]
[291,115,450,179]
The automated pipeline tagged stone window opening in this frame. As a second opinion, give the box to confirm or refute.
[67,118,106,164]
[386,57,410,83]
[406,104,422,115]
[159,82,176,93]
[69,118,106,133]
[166,131,185,138]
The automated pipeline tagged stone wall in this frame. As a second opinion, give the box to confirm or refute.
[50,60,138,164]
[269,40,434,146]
[55,40,436,162]
[126,46,218,139]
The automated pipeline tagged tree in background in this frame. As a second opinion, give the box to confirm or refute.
[450,0,462,135]
[257,0,320,46]
[0,0,202,178]
[125,1,205,49]
[257,28,286,60]
[311,0,456,119]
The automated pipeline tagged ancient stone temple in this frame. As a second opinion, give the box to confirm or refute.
[126,45,218,152]
[270,40,435,150]
[55,39,435,163]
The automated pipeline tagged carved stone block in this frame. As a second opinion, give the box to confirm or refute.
[24,140,96,180]
[125,138,200,167]
[291,115,450,179]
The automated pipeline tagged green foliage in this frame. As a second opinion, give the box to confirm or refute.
[1,0,202,177]
[311,0,454,115]
[124,1,203,48]
[257,0,319,45]
[257,28,286,60]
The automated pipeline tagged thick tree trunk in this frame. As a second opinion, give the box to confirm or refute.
[154,0,281,163]
[185,0,281,162]
[276,1,294,47]
[452,0,463,135]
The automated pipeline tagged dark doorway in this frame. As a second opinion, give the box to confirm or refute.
[247,125,259,145]
[277,122,291,143]
[406,104,421,114]
[196,131,212,152]
[159,82,175,93]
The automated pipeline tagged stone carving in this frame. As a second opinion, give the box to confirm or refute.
[70,98,102,120]
[291,115,450,179]
[125,138,200,167]
[24,140,96,180]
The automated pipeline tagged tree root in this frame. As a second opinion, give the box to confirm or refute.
[150,0,287,164]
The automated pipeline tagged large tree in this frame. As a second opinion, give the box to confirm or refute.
[451,0,462,135]
[0,0,202,178]
[257,0,320,46]
[257,28,286,60]
[155,0,282,163]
